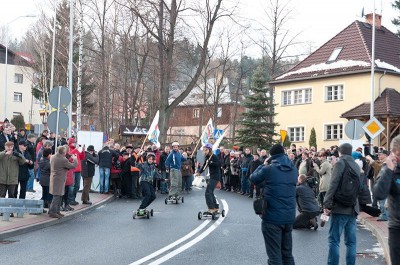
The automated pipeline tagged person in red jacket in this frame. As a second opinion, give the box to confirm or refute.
[68,138,85,205]
[63,145,76,212]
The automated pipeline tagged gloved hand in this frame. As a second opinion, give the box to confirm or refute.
[13,151,22,158]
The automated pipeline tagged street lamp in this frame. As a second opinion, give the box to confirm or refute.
[3,15,36,120]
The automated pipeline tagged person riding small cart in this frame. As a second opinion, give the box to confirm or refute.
[134,152,160,217]
[195,143,221,213]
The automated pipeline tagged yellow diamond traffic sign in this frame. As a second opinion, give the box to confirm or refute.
[362,117,385,139]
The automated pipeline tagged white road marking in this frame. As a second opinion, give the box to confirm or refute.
[147,199,229,265]
[129,220,210,265]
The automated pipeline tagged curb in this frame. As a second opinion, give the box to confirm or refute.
[0,195,115,240]
[358,215,391,265]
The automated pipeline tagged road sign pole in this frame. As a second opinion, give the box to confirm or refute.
[55,87,62,152]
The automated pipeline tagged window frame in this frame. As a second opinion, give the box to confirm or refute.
[217,107,222,118]
[325,84,344,101]
[281,88,312,106]
[14,73,23,84]
[288,126,305,142]
[193,108,200,118]
[13,92,22,102]
[324,123,343,140]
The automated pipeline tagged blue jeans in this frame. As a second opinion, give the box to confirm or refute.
[72,172,81,200]
[241,170,248,193]
[27,168,35,191]
[63,185,74,206]
[378,200,388,220]
[261,221,295,265]
[99,167,110,193]
[328,213,357,265]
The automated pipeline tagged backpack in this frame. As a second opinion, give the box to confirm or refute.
[334,159,360,207]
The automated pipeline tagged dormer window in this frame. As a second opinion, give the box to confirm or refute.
[327,47,343,63]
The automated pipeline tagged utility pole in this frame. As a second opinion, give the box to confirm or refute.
[77,1,83,132]
[68,0,74,138]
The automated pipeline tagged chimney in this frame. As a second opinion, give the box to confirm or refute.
[365,13,382,29]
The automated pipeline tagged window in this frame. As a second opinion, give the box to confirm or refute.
[325,124,343,140]
[282,88,312,106]
[325,85,343,101]
[193,108,200,118]
[288,127,304,142]
[14,73,23,84]
[14,92,22,102]
[327,47,343,63]
[217,107,222,118]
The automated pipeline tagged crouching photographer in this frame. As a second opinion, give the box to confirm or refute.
[293,174,321,230]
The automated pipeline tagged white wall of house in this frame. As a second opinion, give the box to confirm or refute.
[0,63,42,126]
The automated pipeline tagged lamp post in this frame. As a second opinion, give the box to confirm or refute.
[3,15,36,120]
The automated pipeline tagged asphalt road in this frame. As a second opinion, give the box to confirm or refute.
[1,187,386,265]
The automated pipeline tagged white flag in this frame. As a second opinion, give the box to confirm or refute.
[147,111,160,148]
[212,130,226,151]
[200,118,214,147]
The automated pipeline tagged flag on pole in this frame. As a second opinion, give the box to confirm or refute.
[280,129,287,143]
[212,130,226,151]
[147,110,160,148]
[200,118,214,147]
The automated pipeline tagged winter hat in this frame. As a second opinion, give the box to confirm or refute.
[269,144,284,156]
[67,138,76,146]
[339,143,352,156]
[352,151,362,160]
[87,145,95,151]
[203,143,213,150]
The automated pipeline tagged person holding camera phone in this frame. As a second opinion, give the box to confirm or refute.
[67,138,85,205]
[0,141,27,203]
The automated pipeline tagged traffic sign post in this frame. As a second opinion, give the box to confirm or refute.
[363,117,385,139]
[344,119,365,140]
[48,86,72,151]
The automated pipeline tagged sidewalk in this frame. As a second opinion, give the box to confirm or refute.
[358,212,390,265]
[0,191,114,240]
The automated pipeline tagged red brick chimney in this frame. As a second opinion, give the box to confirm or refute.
[365,13,382,29]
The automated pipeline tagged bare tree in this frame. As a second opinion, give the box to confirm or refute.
[128,0,233,142]
[253,0,300,77]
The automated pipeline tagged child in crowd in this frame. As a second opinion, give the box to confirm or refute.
[135,152,160,215]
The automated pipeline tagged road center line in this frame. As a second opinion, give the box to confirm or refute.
[148,199,229,265]
[129,219,211,265]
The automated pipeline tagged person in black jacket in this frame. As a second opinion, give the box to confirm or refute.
[39,148,52,208]
[247,153,263,198]
[98,144,113,194]
[158,146,170,194]
[195,143,221,213]
[374,135,400,265]
[14,140,34,199]
[81,145,99,204]
[293,174,321,230]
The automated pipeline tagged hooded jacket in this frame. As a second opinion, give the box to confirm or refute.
[374,164,400,229]
[323,155,360,216]
[250,153,298,224]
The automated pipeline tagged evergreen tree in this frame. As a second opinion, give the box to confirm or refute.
[309,127,317,150]
[11,115,25,131]
[236,67,279,150]
[392,0,400,37]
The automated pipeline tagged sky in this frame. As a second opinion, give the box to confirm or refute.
[0,0,398,56]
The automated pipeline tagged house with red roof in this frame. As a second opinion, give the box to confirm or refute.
[270,13,400,149]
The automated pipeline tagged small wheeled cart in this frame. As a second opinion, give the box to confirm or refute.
[165,195,184,204]
[133,208,154,219]
[198,209,225,220]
